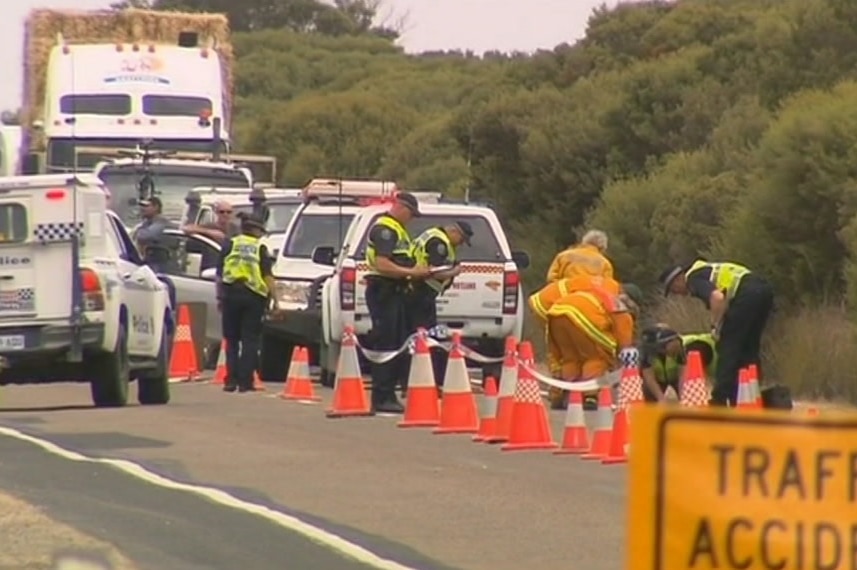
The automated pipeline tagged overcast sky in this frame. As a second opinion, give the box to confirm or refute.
[2,0,621,110]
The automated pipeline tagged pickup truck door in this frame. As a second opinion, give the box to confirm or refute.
[106,214,159,356]
[158,229,222,345]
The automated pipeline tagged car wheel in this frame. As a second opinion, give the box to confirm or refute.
[89,325,130,407]
[137,319,172,405]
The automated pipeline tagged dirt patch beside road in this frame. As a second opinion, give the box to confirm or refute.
[0,491,138,570]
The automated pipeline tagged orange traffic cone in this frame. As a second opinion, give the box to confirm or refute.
[434,332,479,434]
[485,336,517,444]
[554,390,590,455]
[581,386,614,460]
[169,304,199,382]
[680,350,709,407]
[807,406,820,417]
[618,365,644,409]
[736,368,754,409]
[602,407,630,464]
[280,347,320,402]
[473,376,499,442]
[747,364,763,408]
[399,329,440,427]
[327,327,374,418]
[252,372,266,391]
[278,346,301,396]
[501,341,557,452]
[212,339,227,386]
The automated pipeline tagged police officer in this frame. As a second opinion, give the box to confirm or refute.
[133,197,175,273]
[216,213,278,393]
[639,325,717,403]
[412,221,474,387]
[365,192,431,413]
[660,258,774,406]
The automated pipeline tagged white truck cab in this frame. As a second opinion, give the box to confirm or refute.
[316,202,530,386]
[94,156,254,225]
[0,174,173,407]
[258,177,441,382]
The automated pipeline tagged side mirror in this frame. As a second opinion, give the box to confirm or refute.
[200,268,217,280]
[311,245,336,266]
[511,250,530,270]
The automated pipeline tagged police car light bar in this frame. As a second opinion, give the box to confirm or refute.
[302,178,400,200]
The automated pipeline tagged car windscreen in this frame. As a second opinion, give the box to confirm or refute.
[233,202,301,232]
[99,165,251,225]
[355,215,506,262]
[283,213,356,258]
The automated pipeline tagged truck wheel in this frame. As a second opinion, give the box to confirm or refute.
[137,322,172,405]
[89,326,130,408]
[259,333,292,383]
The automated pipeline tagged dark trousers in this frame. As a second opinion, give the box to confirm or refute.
[712,277,774,406]
[410,285,447,387]
[221,285,267,389]
[365,278,411,404]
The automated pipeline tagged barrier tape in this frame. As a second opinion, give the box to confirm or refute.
[346,327,621,393]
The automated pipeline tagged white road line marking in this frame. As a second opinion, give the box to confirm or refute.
[0,426,418,570]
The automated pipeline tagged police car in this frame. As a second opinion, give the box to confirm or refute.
[316,201,529,386]
[0,174,174,407]
[259,178,442,382]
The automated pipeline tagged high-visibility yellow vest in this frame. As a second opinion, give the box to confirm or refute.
[366,214,415,274]
[414,227,456,294]
[222,234,268,298]
[685,260,751,300]
[681,333,718,377]
[650,333,718,384]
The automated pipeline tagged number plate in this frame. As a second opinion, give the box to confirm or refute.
[0,335,25,350]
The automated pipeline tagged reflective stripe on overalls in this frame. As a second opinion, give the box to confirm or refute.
[681,332,719,377]
[413,227,455,294]
[685,260,751,300]
[366,214,414,273]
[222,234,268,298]
[547,290,618,353]
[529,279,572,321]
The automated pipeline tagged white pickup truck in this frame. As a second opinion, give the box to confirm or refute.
[315,201,530,386]
[0,174,174,407]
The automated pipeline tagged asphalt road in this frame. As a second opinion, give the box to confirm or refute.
[0,380,627,570]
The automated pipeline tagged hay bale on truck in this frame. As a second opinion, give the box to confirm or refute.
[20,8,234,164]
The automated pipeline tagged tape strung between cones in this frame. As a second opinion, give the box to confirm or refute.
[352,326,504,364]
[346,327,621,393]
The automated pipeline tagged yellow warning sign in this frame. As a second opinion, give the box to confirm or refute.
[627,406,857,570]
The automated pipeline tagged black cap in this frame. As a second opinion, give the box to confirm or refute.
[138,196,162,209]
[239,212,266,231]
[641,325,680,349]
[659,264,685,297]
[620,282,644,306]
[453,220,474,246]
[395,192,421,216]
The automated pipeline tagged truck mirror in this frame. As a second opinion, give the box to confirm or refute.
[511,250,530,270]
[311,246,336,266]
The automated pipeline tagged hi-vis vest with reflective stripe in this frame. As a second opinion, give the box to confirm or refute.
[414,227,456,293]
[222,234,268,298]
[366,214,415,274]
[651,333,717,384]
[685,260,751,300]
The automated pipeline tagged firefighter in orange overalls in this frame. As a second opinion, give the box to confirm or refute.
[546,229,614,284]
[529,276,641,410]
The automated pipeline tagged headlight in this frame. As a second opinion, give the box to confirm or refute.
[274,281,311,305]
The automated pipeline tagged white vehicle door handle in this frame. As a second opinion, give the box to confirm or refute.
[122,273,146,284]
